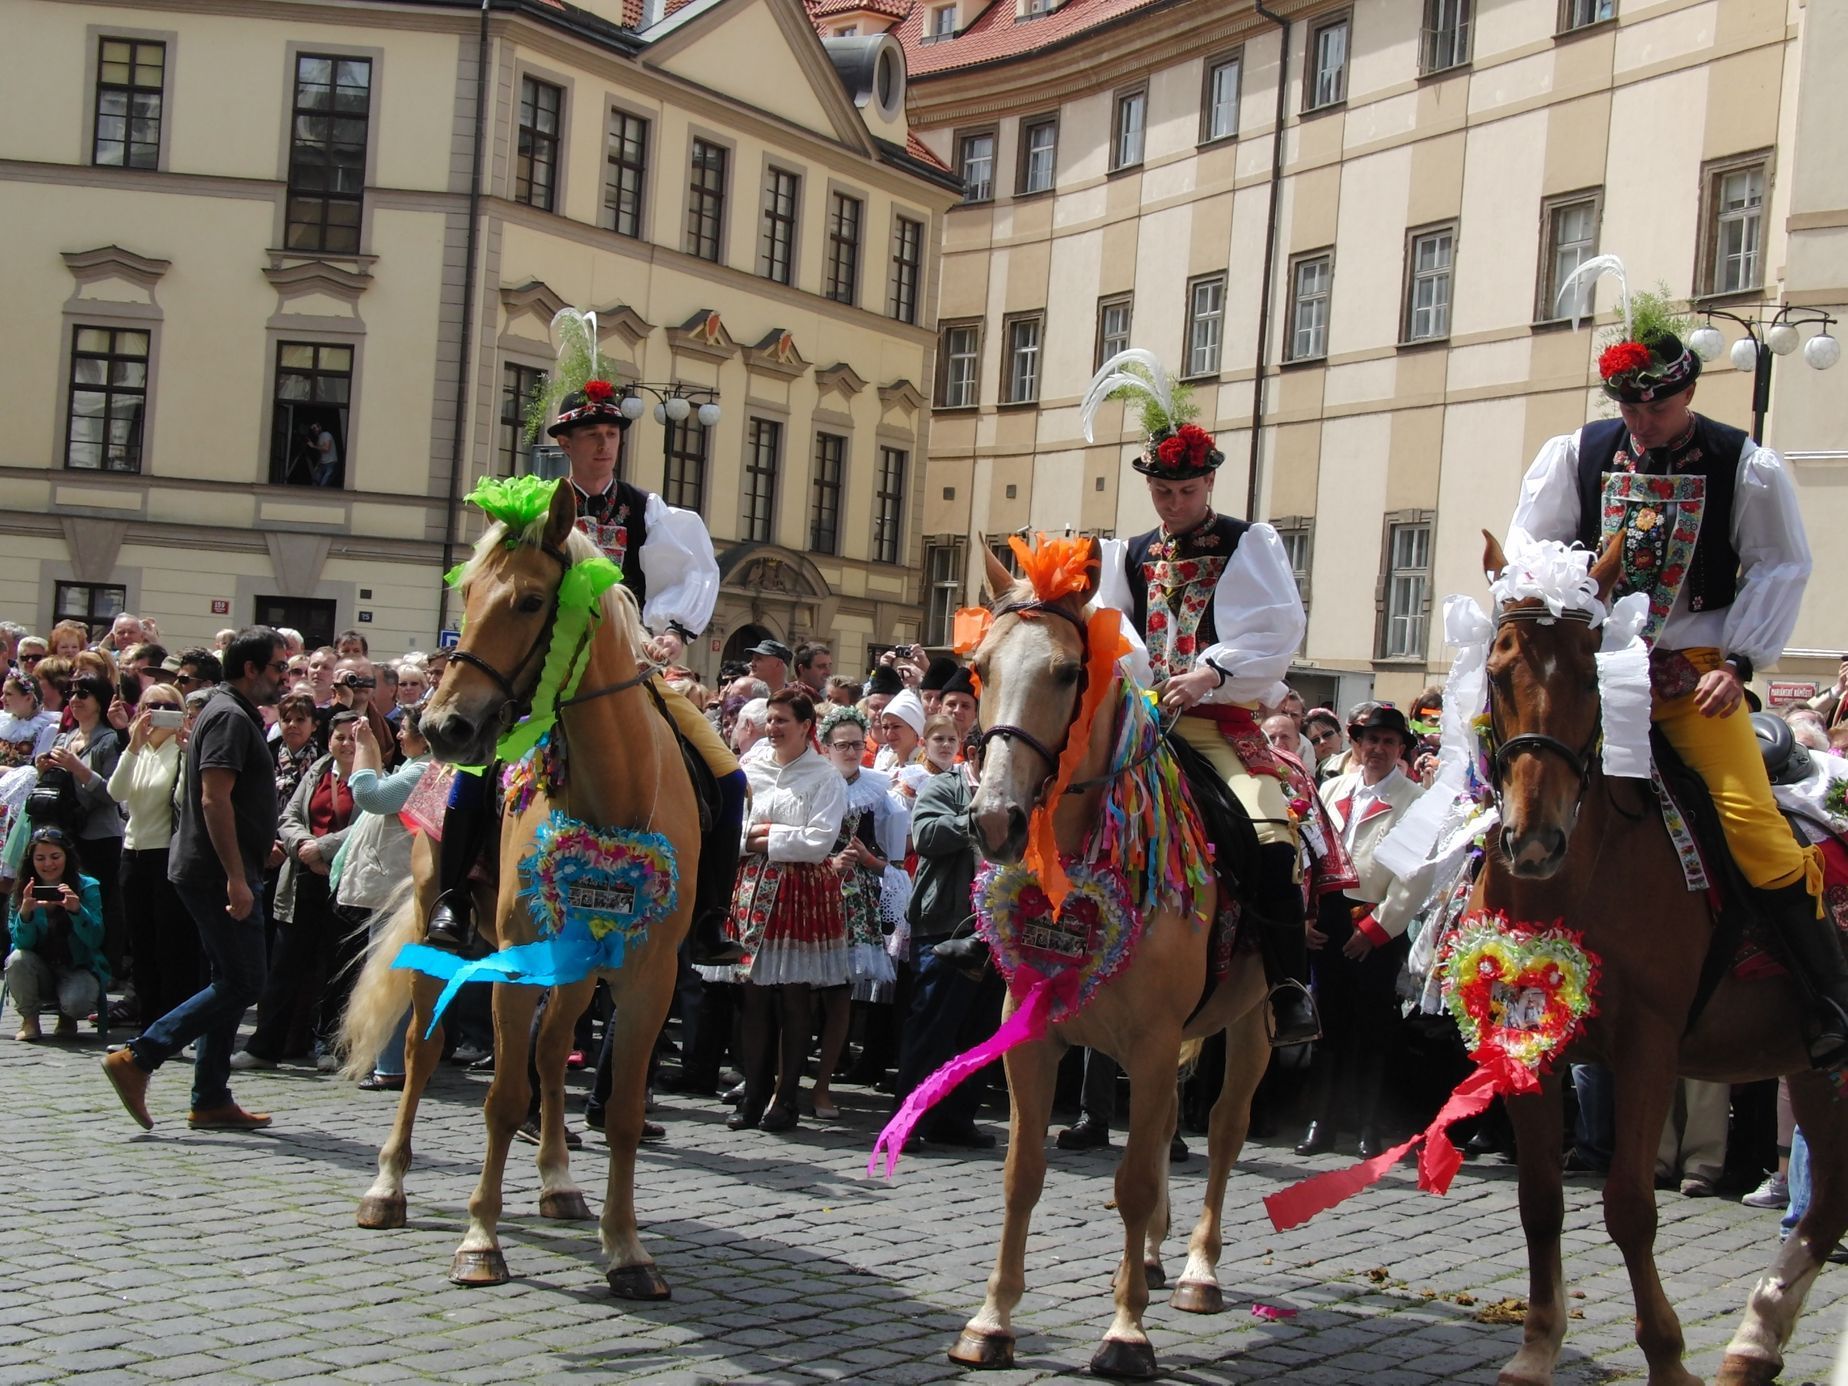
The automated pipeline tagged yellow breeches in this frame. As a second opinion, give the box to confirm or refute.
[1654,648,1821,898]
[1170,713,1298,851]
[652,677,739,778]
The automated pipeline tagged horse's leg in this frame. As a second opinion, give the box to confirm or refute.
[600,947,679,1300]
[949,1038,1061,1370]
[358,972,443,1230]
[1136,1083,1176,1292]
[1175,992,1270,1313]
[535,977,597,1222]
[1092,1039,1180,1381]
[1718,1069,1848,1386]
[1497,1069,1568,1386]
[451,981,541,1286]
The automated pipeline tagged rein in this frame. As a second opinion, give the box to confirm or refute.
[1484,605,1602,819]
[446,542,571,727]
[976,599,1091,790]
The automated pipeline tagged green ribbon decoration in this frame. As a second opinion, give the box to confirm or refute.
[495,553,624,764]
[467,474,564,542]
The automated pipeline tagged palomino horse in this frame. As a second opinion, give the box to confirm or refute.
[1480,532,1846,1386]
[338,478,698,1298]
[947,543,1272,1379]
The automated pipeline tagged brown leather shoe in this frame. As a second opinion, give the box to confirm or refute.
[188,1103,272,1130]
[102,1048,154,1129]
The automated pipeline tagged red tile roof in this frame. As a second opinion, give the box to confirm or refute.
[905,129,951,172]
[895,0,1170,78]
[806,0,915,19]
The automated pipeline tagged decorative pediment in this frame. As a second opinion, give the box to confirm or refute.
[745,329,811,381]
[594,302,652,352]
[63,245,171,292]
[669,308,741,364]
[718,543,831,600]
[878,378,925,414]
[501,279,568,330]
[262,257,373,313]
[815,361,868,400]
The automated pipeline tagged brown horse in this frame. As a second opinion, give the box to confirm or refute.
[338,478,698,1298]
[1478,531,1847,1386]
[945,544,1273,1380]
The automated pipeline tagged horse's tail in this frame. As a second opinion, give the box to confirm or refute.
[1176,1037,1204,1078]
[337,879,421,1082]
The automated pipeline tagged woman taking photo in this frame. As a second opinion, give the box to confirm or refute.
[39,674,125,975]
[726,688,847,1133]
[5,827,107,1040]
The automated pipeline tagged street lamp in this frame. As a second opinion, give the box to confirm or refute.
[616,382,723,429]
[1685,304,1838,443]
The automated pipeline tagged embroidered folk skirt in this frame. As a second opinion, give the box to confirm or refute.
[843,863,897,1001]
[730,854,849,987]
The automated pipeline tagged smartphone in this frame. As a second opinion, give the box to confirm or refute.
[31,886,61,904]
[149,708,184,730]
[118,671,143,704]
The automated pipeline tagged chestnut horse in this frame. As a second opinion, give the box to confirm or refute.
[947,544,1273,1380]
[1479,531,1846,1386]
[338,479,698,1298]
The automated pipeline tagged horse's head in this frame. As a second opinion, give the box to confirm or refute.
[966,541,1096,861]
[423,479,580,764]
[1482,530,1621,878]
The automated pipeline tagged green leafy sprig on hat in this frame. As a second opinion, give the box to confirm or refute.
[1107,359,1200,439]
[522,308,603,445]
[1608,283,1691,353]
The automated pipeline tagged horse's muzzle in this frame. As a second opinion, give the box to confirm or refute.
[422,708,494,767]
[973,797,1029,864]
[1501,824,1567,879]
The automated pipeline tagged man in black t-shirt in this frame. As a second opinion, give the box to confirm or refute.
[102,627,286,1132]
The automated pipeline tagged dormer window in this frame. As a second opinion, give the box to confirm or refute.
[926,4,956,37]
[1019,0,1053,15]
[836,24,858,36]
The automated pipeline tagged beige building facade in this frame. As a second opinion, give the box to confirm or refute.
[853,0,1845,707]
[0,0,958,677]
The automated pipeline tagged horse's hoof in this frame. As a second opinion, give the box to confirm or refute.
[1716,1353,1781,1386]
[1089,1336,1158,1380]
[1170,1279,1224,1314]
[539,1189,594,1221]
[947,1329,1014,1369]
[606,1262,671,1301]
[356,1194,406,1230]
[1143,1260,1165,1290]
[449,1248,509,1286]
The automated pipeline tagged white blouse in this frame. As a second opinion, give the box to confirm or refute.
[638,492,720,638]
[742,745,847,864]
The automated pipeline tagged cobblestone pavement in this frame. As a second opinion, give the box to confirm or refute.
[2,1016,1844,1385]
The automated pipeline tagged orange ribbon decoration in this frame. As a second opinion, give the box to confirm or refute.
[1009,532,1095,604]
[951,607,993,655]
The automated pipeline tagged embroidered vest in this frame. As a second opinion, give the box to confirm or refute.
[1574,415,1746,646]
[1123,513,1250,682]
[573,479,652,608]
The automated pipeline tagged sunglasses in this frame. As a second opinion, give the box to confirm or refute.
[19,654,42,666]
[142,702,181,711]
[68,688,98,701]
[267,660,290,674]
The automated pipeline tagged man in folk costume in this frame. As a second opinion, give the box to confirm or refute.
[1511,258,1848,1067]
[1082,349,1320,1047]
[424,309,745,966]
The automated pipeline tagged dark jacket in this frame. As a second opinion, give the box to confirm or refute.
[907,766,981,951]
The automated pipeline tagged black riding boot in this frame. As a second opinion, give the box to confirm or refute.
[1763,881,1848,1069]
[688,769,748,967]
[425,773,492,953]
[1250,842,1322,1048]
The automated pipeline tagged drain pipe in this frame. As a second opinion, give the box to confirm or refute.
[1246,0,1289,522]
[438,0,492,639]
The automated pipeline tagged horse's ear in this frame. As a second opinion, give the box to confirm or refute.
[1590,534,1622,604]
[542,476,577,551]
[1481,529,1507,587]
[980,537,1014,603]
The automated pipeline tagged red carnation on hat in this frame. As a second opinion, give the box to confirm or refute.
[1177,423,1212,463]
[583,379,616,403]
[1598,342,1652,381]
[1157,436,1185,466]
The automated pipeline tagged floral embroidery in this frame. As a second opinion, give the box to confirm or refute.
[1599,449,1706,648]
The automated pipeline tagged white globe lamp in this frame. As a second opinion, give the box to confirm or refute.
[1730,337,1760,374]
[697,402,722,427]
[664,396,691,423]
[1686,325,1724,362]
[1765,322,1800,356]
[1804,333,1841,371]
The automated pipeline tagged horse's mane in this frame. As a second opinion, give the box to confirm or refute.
[461,518,648,659]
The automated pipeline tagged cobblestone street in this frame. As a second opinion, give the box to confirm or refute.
[2,1020,1843,1385]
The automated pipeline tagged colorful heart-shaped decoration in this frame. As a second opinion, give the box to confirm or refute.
[1439,911,1599,1075]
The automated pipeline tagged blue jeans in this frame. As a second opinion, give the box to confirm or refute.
[1783,1128,1810,1239]
[133,875,269,1112]
[1571,1062,1614,1170]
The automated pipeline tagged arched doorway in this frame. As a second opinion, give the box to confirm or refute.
[723,622,775,665]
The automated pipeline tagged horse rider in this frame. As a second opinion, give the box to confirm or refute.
[424,372,746,967]
[1510,308,1848,1067]
[1083,349,1320,1048]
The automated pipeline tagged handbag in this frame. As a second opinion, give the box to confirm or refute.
[25,767,86,833]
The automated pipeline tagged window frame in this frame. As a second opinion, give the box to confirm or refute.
[661,414,709,516]
[1557,0,1615,35]
[64,323,151,473]
[1016,113,1058,196]
[1400,222,1456,345]
[604,106,649,239]
[1696,151,1772,300]
[1420,0,1472,76]
[924,3,957,39]
[937,320,982,409]
[55,582,129,633]
[1534,187,1603,324]
[1199,49,1242,145]
[810,431,846,555]
[1095,293,1133,371]
[956,127,996,204]
[1183,273,1227,379]
[1303,10,1351,114]
[824,188,864,305]
[1285,250,1334,364]
[742,417,781,544]
[873,446,907,566]
[269,339,355,489]
[515,74,563,213]
[91,36,167,170]
[685,136,729,263]
[1001,312,1044,405]
[760,164,801,286]
[888,214,924,325]
[1109,85,1147,173]
[286,52,373,254]
[1376,511,1435,662]
[1271,517,1314,607]
[499,360,547,477]
[922,538,966,645]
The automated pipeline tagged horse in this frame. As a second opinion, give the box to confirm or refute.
[337,477,699,1298]
[944,542,1274,1380]
[1476,530,1847,1386]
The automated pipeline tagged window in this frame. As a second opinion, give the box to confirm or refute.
[500,362,545,476]
[1095,294,1133,369]
[1306,12,1349,111]
[925,4,956,38]
[810,432,845,554]
[1201,52,1241,143]
[55,582,127,632]
[686,138,727,262]
[254,596,337,651]
[271,341,353,487]
[1185,275,1226,378]
[922,540,965,646]
[1702,156,1768,297]
[92,38,164,169]
[888,215,923,324]
[516,76,562,212]
[1380,518,1433,659]
[287,55,371,253]
[1421,0,1472,74]
[939,321,980,407]
[1537,190,1601,321]
[874,447,907,565]
[1273,520,1313,604]
[1402,225,1455,343]
[1003,314,1042,404]
[958,131,994,202]
[604,109,648,238]
[742,419,780,543]
[760,166,799,285]
[1111,89,1146,171]
[1022,0,1053,14]
[661,415,708,515]
[1018,116,1057,195]
[65,325,149,472]
[825,191,863,305]
[1287,252,1333,362]
[1558,0,1614,32]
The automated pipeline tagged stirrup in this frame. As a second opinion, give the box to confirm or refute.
[1265,979,1322,1049]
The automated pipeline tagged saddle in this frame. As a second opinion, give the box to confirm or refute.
[1163,730,1263,1020]
[641,680,720,836]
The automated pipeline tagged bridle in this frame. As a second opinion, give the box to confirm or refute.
[1483,604,1602,817]
[975,599,1090,797]
[443,543,569,730]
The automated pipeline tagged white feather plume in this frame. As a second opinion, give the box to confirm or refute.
[548,306,600,380]
[1080,348,1175,443]
[1555,253,1631,337]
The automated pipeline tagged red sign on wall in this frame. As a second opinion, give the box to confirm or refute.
[211,599,230,615]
